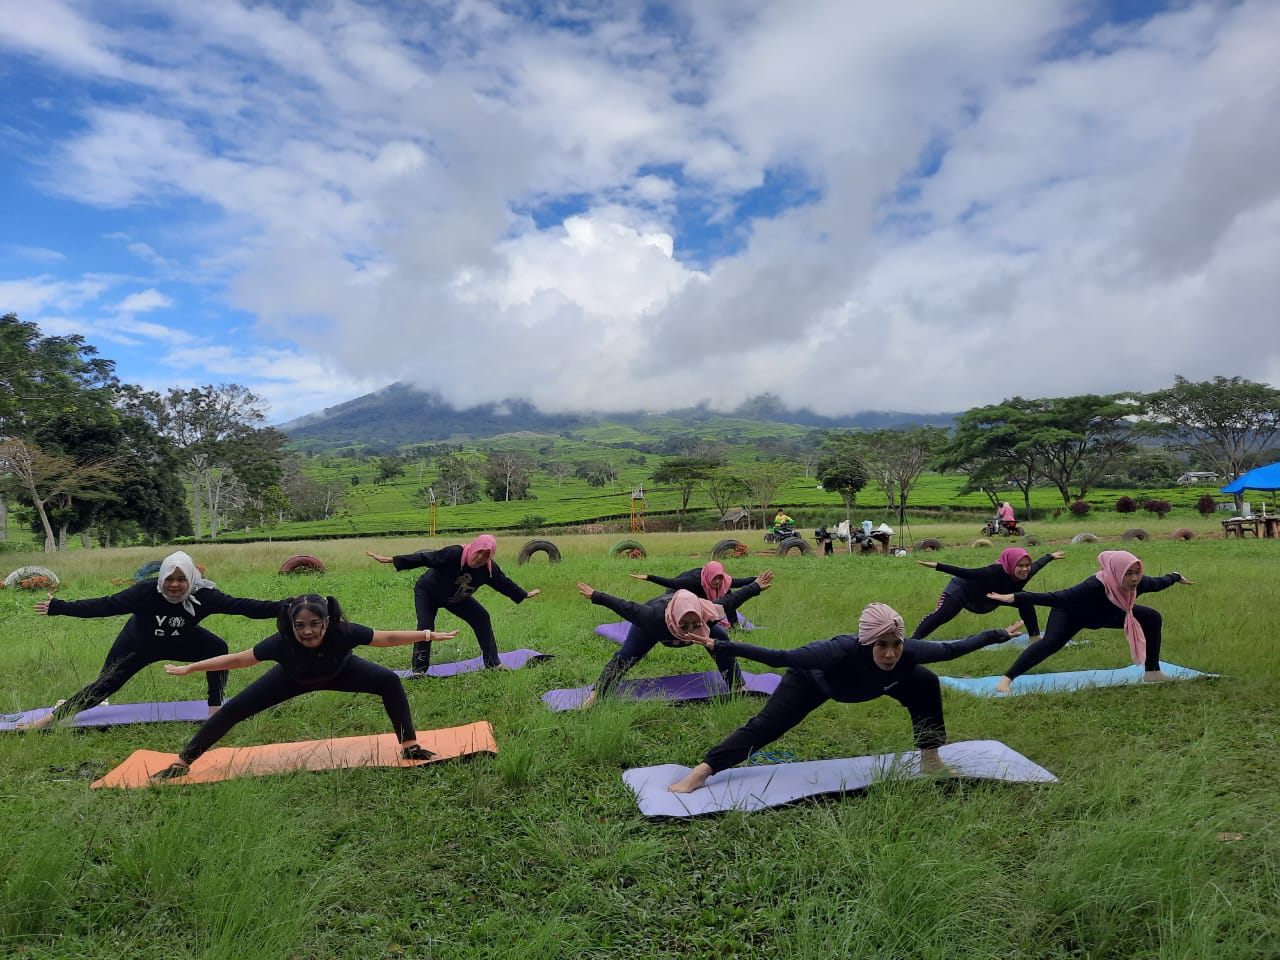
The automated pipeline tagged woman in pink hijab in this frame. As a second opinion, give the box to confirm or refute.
[366,535,540,674]
[627,561,761,628]
[668,601,1024,793]
[913,546,1065,640]
[986,550,1194,693]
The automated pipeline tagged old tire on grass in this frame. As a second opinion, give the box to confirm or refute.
[1122,528,1149,542]
[776,536,813,557]
[4,566,60,589]
[610,539,646,559]
[1018,535,1043,547]
[279,554,327,574]
[970,538,993,548]
[133,559,163,581]
[1170,528,1195,541]
[711,538,746,560]
[914,538,943,552]
[1071,533,1098,544]
[517,538,562,564]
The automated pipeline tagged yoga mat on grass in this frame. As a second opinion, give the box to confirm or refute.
[542,670,780,711]
[625,739,1057,817]
[939,661,1214,697]
[394,648,551,679]
[91,720,498,789]
[595,613,755,644]
[1,700,210,732]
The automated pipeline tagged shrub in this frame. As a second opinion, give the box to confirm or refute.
[1068,500,1091,516]
[1115,495,1138,514]
[1143,499,1171,520]
[1196,494,1218,516]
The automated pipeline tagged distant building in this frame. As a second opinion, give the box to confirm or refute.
[1176,471,1221,485]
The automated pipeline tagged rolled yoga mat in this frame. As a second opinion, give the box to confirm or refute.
[542,669,780,711]
[92,720,499,789]
[624,739,1057,817]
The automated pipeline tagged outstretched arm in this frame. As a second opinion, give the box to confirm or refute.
[165,650,260,675]
[369,629,459,648]
[906,621,1024,663]
[365,551,394,564]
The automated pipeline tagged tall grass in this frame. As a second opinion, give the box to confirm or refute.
[0,529,1276,958]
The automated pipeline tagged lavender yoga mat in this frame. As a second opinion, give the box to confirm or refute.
[542,669,780,711]
[394,648,552,679]
[1,700,210,732]
[595,613,755,644]
[625,739,1058,817]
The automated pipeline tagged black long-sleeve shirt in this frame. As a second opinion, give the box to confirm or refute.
[640,568,756,599]
[932,554,1058,604]
[392,545,529,606]
[590,581,764,647]
[715,629,1012,702]
[1010,573,1182,628]
[46,581,281,640]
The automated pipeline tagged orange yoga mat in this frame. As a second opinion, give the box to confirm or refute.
[91,720,498,789]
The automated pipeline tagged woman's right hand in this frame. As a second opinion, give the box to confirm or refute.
[916,560,937,569]
[33,592,54,615]
[987,592,1014,603]
[629,573,648,581]
[577,582,594,600]
[164,664,193,676]
[365,551,393,563]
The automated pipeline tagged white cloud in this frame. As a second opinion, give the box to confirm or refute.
[3,0,1277,420]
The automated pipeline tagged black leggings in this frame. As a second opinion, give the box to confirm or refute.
[52,625,228,721]
[176,657,416,764]
[594,624,739,698]
[702,665,946,773]
[913,591,1041,640]
[1003,605,1163,679]
[412,589,498,671]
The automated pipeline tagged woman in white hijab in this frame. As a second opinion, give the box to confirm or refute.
[22,552,283,729]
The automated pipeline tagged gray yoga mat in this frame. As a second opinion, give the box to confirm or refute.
[624,739,1058,817]
[542,669,781,711]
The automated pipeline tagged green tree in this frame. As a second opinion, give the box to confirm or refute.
[816,433,869,523]
[1141,375,1280,509]
[435,455,480,506]
[652,456,719,532]
[485,452,534,502]
[856,427,948,526]
[739,459,799,530]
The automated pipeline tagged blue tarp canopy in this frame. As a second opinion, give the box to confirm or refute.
[1220,462,1280,494]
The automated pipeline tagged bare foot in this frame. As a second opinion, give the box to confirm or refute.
[17,713,56,731]
[207,704,221,718]
[668,762,713,793]
[919,749,953,776]
[149,761,190,782]
[579,691,597,709]
[995,676,1013,694]
[1142,670,1171,683]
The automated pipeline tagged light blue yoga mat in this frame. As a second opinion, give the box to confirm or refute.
[939,661,1214,696]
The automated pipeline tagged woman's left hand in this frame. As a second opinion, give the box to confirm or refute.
[1003,619,1026,638]
[755,570,774,590]
[987,591,1014,603]
[1176,573,1195,585]
[576,582,594,600]
[526,589,541,599]
[164,664,192,676]
[1049,551,1066,560]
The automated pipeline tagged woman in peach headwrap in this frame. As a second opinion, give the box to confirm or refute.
[366,535,540,674]
[668,602,1023,793]
[986,550,1193,694]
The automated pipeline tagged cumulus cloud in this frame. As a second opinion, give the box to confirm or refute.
[1,0,1277,419]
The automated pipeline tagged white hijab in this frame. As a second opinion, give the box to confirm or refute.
[156,551,217,615]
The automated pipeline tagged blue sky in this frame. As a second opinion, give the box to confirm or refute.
[2,0,1278,424]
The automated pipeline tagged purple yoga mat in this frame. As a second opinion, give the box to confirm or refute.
[594,613,755,644]
[394,648,552,679]
[542,669,781,711]
[1,699,210,732]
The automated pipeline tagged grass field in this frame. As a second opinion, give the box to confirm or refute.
[1,527,1277,958]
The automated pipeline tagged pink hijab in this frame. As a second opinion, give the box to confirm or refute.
[998,547,1030,578]
[700,561,730,601]
[857,602,905,645]
[1095,550,1146,665]
[460,534,498,573]
[664,589,726,646]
